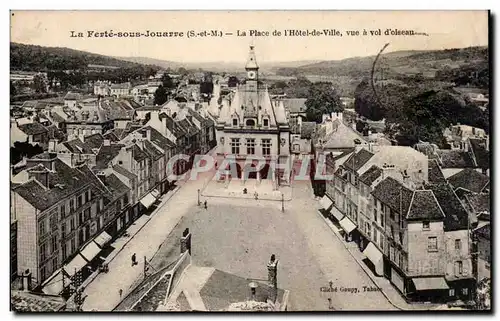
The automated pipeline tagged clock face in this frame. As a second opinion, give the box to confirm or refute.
[247,71,256,79]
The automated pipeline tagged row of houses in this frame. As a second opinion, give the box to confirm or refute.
[10,95,217,298]
[314,114,490,305]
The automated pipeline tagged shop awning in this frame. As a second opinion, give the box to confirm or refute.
[319,195,333,210]
[330,207,344,221]
[94,231,112,248]
[63,254,88,277]
[140,193,156,208]
[339,217,357,234]
[412,277,449,291]
[41,269,65,295]
[363,242,384,276]
[80,241,102,262]
[151,189,160,198]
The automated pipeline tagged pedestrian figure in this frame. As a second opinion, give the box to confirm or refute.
[131,253,137,266]
[119,289,123,298]
[254,192,258,200]
[204,200,207,210]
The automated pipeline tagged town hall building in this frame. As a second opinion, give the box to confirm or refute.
[215,46,291,183]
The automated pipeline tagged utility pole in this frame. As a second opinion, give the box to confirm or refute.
[197,189,200,206]
[281,193,284,213]
[144,256,147,278]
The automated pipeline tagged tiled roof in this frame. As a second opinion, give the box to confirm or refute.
[428,159,446,184]
[448,168,489,193]
[130,144,148,162]
[469,138,490,169]
[359,165,383,186]
[143,140,164,160]
[111,83,130,90]
[46,125,66,142]
[282,98,307,114]
[323,119,366,149]
[301,122,316,139]
[437,150,475,168]
[344,149,374,172]
[103,131,120,142]
[84,133,105,150]
[62,138,94,154]
[12,159,95,212]
[464,193,490,214]
[371,177,413,215]
[105,174,130,199]
[113,165,137,180]
[475,223,490,240]
[18,122,48,135]
[11,291,66,312]
[406,190,445,221]
[199,269,285,312]
[139,126,175,150]
[95,144,124,170]
[429,183,469,231]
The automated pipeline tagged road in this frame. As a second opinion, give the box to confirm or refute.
[82,169,396,311]
[81,170,212,311]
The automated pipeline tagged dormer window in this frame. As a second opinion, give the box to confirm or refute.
[245,119,256,127]
[232,118,238,127]
[263,118,269,127]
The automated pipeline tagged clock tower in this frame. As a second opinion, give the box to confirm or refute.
[245,45,259,82]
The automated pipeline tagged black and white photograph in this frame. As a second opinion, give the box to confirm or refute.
[8,10,491,312]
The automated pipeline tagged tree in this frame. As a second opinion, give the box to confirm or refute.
[227,76,239,88]
[305,82,343,123]
[32,74,47,93]
[10,141,44,165]
[154,85,168,106]
[161,73,175,90]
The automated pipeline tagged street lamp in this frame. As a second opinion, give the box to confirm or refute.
[281,193,284,212]
[197,189,200,206]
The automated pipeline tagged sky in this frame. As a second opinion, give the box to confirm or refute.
[10,10,489,63]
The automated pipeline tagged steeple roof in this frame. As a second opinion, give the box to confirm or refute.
[245,46,259,70]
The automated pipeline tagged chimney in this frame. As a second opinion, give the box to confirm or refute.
[97,172,106,185]
[28,166,50,188]
[267,254,278,303]
[146,128,151,141]
[79,133,85,143]
[48,140,57,153]
[21,270,32,291]
[180,228,192,255]
[103,139,111,147]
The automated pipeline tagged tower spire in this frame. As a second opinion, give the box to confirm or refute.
[245,44,259,70]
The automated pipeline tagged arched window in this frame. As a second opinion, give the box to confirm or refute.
[246,119,256,127]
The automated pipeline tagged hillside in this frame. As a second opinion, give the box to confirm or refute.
[10,42,161,71]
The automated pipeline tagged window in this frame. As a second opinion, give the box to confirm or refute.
[70,199,75,212]
[61,223,66,238]
[246,138,255,155]
[84,208,91,221]
[60,205,66,219]
[263,118,269,127]
[51,235,57,253]
[124,194,128,205]
[455,239,461,250]
[423,221,430,230]
[449,288,455,297]
[399,232,403,244]
[379,235,385,251]
[232,118,238,127]
[62,243,67,261]
[70,238,76,253]
[40,266,46,281]
[428,236,438,251]
[374,206,378,222]
[86,190,91,203]
[52,257,58,271]
[389,207,394,220]
[79,212,84,225]
[245,119,255,127]
[77,195,83,207]
[38,220,46,236]
[365,222,371,237]
[40,243,47,262]
[454,261,463,275]
[373,229,378,243]
[231,138,240,154]
[49,215,57,229]
[70,218,75,231]
[380,212,385,227]
[462,288,468,296]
